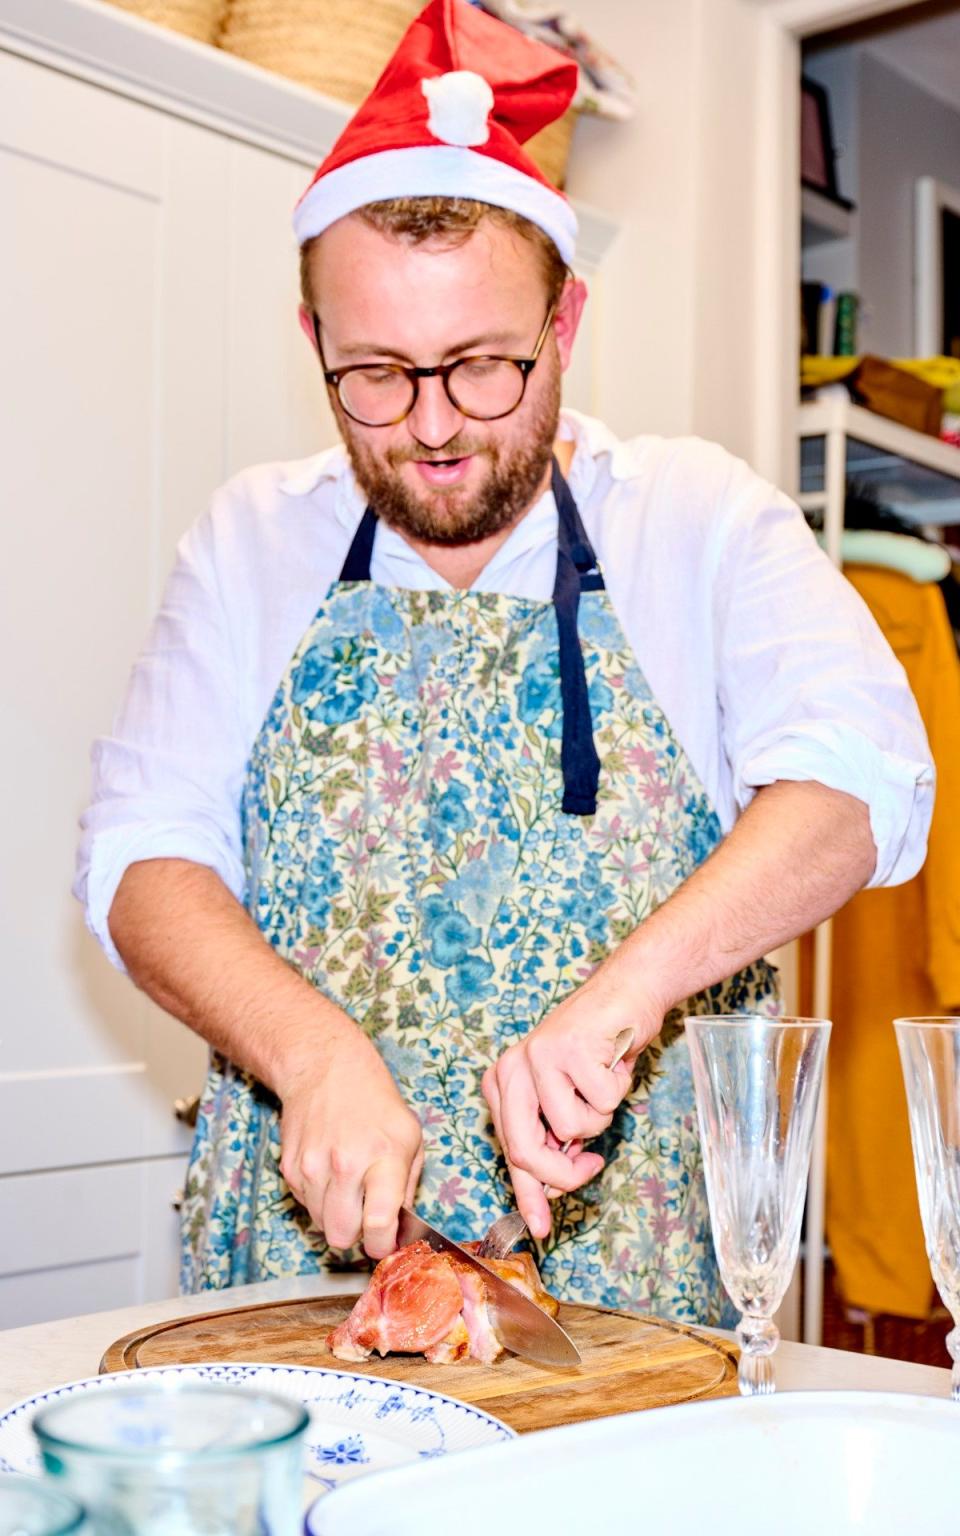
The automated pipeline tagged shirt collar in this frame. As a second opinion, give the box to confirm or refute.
[562,408,646,486]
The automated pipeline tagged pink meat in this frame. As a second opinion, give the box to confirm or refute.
[327,1240,465,1361]
[327,1236,559,1365]
[423,1315,471,1364]
[461,1243,560,1317]
[454,1264,504,1365]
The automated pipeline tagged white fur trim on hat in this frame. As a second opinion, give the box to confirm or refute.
[421,70,494,147]
[294,145,577,264]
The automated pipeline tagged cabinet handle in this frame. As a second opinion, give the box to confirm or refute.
[171,1187,184,1213]
[173,1094,200,1128]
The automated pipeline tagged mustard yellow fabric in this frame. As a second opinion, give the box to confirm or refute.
[800,356,859,389]
[826,567,960,1318]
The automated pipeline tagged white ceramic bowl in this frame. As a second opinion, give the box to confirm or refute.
[307,1390,960,1535]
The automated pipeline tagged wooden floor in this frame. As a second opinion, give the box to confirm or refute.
[819,1259,952,1368]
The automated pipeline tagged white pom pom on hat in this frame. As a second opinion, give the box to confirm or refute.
[421,70,494,147]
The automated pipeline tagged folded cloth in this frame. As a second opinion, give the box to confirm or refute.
[816,529,952,583]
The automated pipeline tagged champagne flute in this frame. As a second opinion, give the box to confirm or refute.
[685,1014,831,1395]
[894,1016,960,1400]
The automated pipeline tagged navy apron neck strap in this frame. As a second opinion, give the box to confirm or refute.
[338,505,378,583]
[551,457,603,816]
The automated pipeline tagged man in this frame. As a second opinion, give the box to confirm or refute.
[76,0,932,1324]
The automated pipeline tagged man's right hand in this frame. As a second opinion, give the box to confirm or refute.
[108,860,423,1263]
[277,1024,423,1260]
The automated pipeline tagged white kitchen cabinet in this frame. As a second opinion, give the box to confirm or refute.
[0,1,612,1325]
[0,35,333,1325]
[0,1152,190,1326]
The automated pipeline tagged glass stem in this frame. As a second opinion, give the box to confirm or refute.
[736,1314,779,1396]
[947,1326,960,1403]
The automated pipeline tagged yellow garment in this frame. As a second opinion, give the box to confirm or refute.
[826,566,960,1318]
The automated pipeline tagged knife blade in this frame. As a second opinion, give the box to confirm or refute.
[396,1206,581,1369]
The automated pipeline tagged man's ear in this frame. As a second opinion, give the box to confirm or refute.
[298,303,318,350]
[553,276,588,372]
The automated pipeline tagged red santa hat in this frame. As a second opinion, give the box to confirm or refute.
[293,0,579,264]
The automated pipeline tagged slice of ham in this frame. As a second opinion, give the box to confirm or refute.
[327,1241,466,1361]
[327,1236,557,1365]
[453,1262,503,1366]
[423,1315,471,1365]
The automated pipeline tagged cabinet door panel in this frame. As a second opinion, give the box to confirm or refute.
[0,47,163,195]
[0,1066,148,1178]
[0,1164,142,1278]
[1,64,160,1096]
[0,1156,189,1327]
[153,113,230,575]
[223,138,337,476]
[0,1257,142,1331]
[0,56,215,1179]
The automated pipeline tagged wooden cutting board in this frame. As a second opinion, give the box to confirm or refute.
[101,1294,738,1433]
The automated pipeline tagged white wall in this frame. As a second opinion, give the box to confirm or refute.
[858,51,960,356]
[565,0,783,470]
[802,40,960,356]
[565,0,701,444]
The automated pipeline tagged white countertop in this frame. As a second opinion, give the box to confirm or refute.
[0,1276,952,1415]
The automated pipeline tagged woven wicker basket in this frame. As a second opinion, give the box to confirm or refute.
[217,0,578,188]
[524,110,577,190]
[218,0,421,106]
[100,0,228,44]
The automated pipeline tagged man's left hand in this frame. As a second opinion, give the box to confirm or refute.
[482,982,665,1241]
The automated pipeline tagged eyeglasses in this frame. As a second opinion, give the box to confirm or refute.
[312,303,557,427]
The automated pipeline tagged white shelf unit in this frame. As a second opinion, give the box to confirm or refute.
[797,393,960,1345]
[801,186,854,247]
[799,395,960,560]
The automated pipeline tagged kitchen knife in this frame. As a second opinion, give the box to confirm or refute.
[396,1206,582,1369]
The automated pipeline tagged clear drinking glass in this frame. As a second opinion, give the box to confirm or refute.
[685,1014,831,1395]
[33,1383,309,1536]
[0,1473,87,1535]
[894,1016,960,1400]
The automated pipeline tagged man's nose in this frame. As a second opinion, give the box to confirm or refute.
[406,373,465,450]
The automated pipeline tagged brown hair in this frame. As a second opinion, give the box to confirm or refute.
[299,197,569,314]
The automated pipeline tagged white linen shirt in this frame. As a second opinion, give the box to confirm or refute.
[76,410,935,968]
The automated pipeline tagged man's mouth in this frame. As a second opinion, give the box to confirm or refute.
[411,455,475,487]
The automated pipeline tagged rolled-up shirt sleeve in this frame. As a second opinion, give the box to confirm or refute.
[74,510,249,968]
[712,468,935,888]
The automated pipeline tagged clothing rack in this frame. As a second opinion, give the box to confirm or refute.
[797,395,960,1344]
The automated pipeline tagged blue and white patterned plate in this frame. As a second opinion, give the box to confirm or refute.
[0,1362,514,1522]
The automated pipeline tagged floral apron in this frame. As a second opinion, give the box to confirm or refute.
[180,462,779,1324]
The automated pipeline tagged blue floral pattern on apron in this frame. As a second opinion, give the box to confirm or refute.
[181,475,779,1325]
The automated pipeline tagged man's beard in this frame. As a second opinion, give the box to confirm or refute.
[340,365,561,547]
